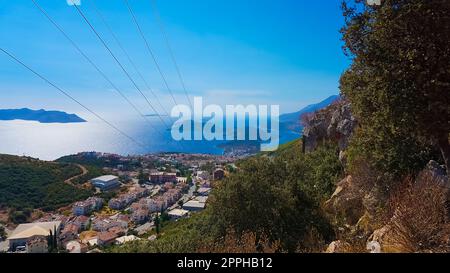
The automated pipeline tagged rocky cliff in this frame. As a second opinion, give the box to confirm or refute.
[302,98,357,159]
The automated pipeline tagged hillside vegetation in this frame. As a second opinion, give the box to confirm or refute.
[0,154,93,219]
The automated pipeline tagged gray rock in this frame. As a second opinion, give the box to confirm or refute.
[303,99,357,153]
[425,160,448,188]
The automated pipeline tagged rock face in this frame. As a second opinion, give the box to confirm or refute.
[303,99,357,153]
[323,175,365,226]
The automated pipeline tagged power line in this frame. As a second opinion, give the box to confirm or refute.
[91,0,170,118]
[30,0,162,135]
[69,1,170,129]
[31,0,181,153]
[0,47,145,148]
[150,0,193,109]
[123,0,180,110]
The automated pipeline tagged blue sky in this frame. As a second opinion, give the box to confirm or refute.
[0,0,349,118]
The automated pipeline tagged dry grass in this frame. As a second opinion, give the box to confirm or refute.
[386,172,449,252]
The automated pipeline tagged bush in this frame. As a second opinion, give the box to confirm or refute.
[208,143,342,252]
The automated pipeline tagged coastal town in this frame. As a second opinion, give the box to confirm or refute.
[0,152,236,253]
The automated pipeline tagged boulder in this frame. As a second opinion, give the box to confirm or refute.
[367,225,412,253]
[425,160,449,188]
[325,240,352,253]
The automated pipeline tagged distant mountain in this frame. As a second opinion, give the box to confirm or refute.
[280,95,340,123]
[277,95,340,144]
[219,95,340,155]
[0,108,86,123]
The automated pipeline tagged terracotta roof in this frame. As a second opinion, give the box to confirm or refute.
[98,231,118,242]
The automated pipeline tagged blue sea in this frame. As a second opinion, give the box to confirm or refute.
[0,118,299,160]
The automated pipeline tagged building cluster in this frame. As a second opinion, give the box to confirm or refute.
[108,187,149,210]
[4,152,234,253]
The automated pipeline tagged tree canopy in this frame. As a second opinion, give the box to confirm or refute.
[340,0,450,176]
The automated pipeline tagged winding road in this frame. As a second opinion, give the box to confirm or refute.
[64,164,88,188]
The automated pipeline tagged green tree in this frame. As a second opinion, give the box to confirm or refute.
[138,169,147,185]
[154,214,161,235]
[340,0,450,175]
[208,154,336,252]
[0,225,6,240]
[186,174,193,185]
[47,229,54,253]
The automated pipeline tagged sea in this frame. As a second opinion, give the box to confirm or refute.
[0,119,225,161]
[0,118,299,161]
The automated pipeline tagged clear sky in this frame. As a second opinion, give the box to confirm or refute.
[0,0,349,119]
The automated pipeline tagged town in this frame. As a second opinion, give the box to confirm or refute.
[0,152,236,253]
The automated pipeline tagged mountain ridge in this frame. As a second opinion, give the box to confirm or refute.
[0,108,86,123]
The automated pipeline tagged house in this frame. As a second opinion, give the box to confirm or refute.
[196,170,210,180]
[115,235,140,245]
[108,226,126,237]
[72,215,90,231]
[213,168,225,180]
[194,196,208,204]
[149,172,177,184]
[116,214,130,226]
[65,240,88,253]
[59,223,80,243]
[97,231,118,246]
[92,217,112,232]
[107,188,148,210]
[91,175,120,191]
[86,197,104,210]
[72,201,92,216]
[196,187,211,196]
[183,200,206,211]
[108,198,126,210]
[26,235,48,253]
[72,197,103,216]
[132,209,149,224]
[168,209,189,220]
[129,202,145,213]
[148,198,167,213]
[8,221,61,251]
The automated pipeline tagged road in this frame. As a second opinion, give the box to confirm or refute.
[64,164,88,188]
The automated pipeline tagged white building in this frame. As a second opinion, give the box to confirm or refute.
[91,175,120,191]
[168,209,189,220]
[183,200,206,212]
[115,235,140,245]
[8,221,61,251]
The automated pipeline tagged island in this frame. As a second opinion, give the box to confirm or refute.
[0,108,86,123]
